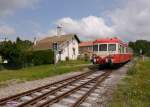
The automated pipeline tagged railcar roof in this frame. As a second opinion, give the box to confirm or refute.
[94,38,128,47]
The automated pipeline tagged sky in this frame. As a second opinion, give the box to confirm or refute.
[0,0,150,42]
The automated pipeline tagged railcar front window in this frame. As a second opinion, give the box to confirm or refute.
[99,44,107,51]
[93,45,98,51]
[108,44,116,51]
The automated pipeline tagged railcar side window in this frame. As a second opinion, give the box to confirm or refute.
[93,45,98,51]
[122,47,124,53]
[108,44,116,51]
[99,44,107,51]
[126,48,128,53]
[118,45,121,53]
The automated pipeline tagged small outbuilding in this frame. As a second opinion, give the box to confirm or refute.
[79,41,94,60]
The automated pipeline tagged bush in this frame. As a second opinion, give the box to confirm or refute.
[0,40,55,69]
[127,60,137,75]
[84,54,90,61]
[32,50,54,65]
[65,57,69,61]
[77,54,90,61]
[24,51,33,67]
[1,50,54,69]
[0,64,3,71]
[127,66,137,75]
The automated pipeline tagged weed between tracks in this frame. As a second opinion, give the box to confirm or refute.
[109,60,150,107]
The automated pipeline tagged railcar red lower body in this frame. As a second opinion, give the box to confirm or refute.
[93,53,132,65]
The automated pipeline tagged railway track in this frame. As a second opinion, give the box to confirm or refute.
[0,70,112,107]
[0,71,93,106]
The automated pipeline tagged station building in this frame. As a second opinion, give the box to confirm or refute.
[33,34,80,62]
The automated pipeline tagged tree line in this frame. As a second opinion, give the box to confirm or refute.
[0,37,54,69]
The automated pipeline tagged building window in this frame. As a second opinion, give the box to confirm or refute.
[72,38,75,45]
[73,48,75,55]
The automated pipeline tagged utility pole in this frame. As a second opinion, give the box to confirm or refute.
[52,25,62,68]
[52,42,58,69]
[57,25,62,36]
[140,49,144,61]
[0,37,8,42]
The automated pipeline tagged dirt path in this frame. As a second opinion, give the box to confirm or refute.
[92,63,131,107]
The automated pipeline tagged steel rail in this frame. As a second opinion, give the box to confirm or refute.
[0,70,93,106]
[37,71,111,107]
[71,71,111,107]
[17,71,94,107]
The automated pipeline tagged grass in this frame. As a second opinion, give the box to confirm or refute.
[0,60,90,86]
[109,60,150,107]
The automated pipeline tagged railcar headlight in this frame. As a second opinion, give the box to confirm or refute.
[111,59,114,63]
[105,58,108,62]
[93,58,96,62]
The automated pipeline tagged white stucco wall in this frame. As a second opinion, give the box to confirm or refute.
[55,38,79,62]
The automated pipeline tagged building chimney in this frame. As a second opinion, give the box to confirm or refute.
[57,25,62,36]
[34,37,37,45]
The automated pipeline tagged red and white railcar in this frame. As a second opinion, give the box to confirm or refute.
[92,38,132,66]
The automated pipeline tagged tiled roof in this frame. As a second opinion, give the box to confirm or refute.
[79,41,93,47]
[33,34,80,51]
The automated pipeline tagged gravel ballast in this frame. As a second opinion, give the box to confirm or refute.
[91,63,131,107]
[0,69,89,99]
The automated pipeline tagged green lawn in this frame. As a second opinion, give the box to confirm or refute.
[0,60,90,86]
[109,60,150,107]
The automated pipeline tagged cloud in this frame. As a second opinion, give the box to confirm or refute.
[56,16,114,38]
[0,0,40,17]
[54,0,150,41]
[0,25,16,35]
[37,29,66,40]
[47,29,66,36]
[110,0,150,41]
[38,0,150,41]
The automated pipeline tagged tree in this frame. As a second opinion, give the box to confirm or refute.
[0,38,33,69]
[0,41,25,68]
[16,37,33,51]
[129,40,150,56]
